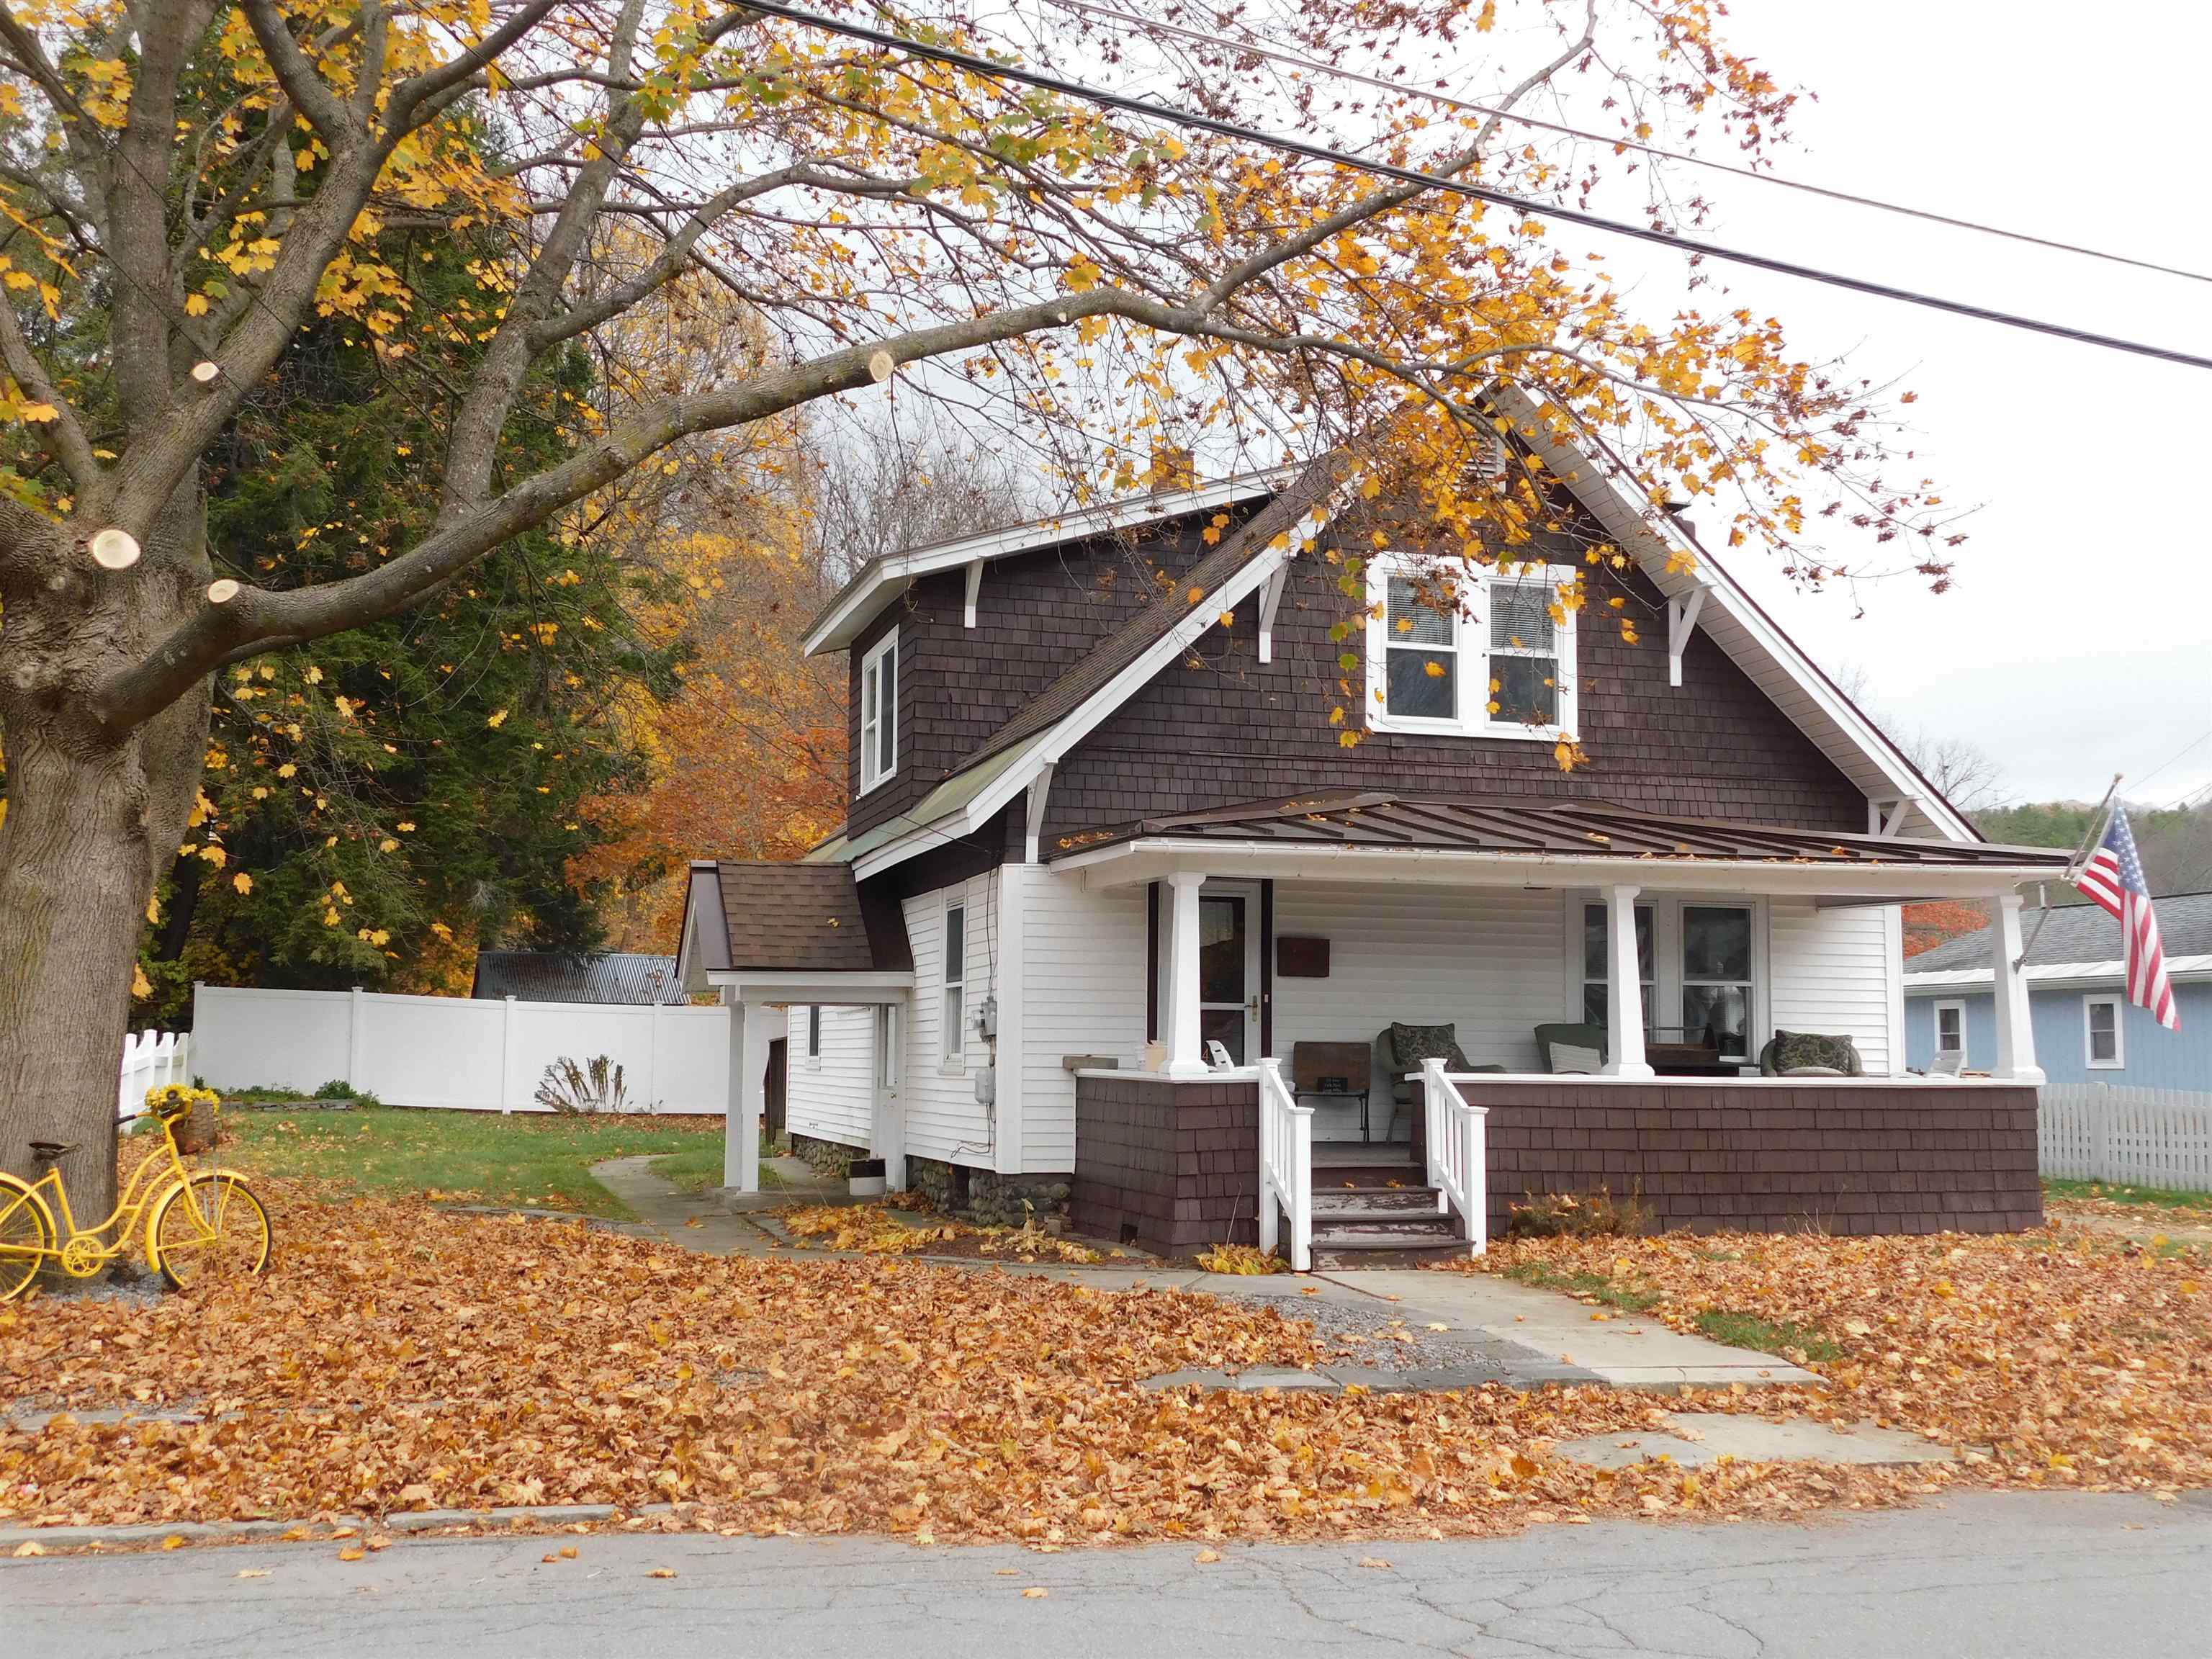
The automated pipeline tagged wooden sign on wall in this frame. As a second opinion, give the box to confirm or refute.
[1276,935,1331,978]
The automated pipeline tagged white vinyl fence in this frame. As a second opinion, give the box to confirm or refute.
[189,983,729,1114]
[2041,1083,2212,1191]
[118,1029,192,1122]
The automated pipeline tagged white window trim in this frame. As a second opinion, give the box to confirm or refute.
[1563,894,1768,1065]
[2083,992,2125,1070]
[859,629,899,796]
[804,1004,822,1069]
[1933,999,1966,1061]
[1364,552,1579,742]
[940,897,968,1072]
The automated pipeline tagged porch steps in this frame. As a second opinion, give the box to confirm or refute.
[1309,1151,1467,1253]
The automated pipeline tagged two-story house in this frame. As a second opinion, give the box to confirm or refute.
[678,392,2069,1262]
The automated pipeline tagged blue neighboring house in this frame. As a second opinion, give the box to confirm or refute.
[1902,892,2212,1087]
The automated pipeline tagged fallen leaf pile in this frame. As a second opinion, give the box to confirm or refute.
[1194,1244,1288,1276]
[781,1200,1107,1264]
[0,1180,1934,1544]
[1448,1226,2212,1497]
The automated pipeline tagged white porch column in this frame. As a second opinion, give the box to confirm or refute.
[1601,884,1654,1079]
[1990,892,2046,1084]
[723,993,761,1192]
[1162,870,1209,1076]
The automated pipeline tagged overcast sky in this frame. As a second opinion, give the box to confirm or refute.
[1598,0,2212,809]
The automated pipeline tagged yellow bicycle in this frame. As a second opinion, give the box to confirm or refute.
[0,1083,271,1300]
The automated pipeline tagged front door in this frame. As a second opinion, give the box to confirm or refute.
[1198,881,1262,1065]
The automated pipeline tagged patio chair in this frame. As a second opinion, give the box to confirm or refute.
[1371,1022,1503,1143]
[1757,1030,1864,1077]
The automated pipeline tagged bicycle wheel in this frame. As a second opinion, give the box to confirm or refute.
[147,1172,271,1291]
[0,1174,58,1303]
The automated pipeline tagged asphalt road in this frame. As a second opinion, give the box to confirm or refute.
[8,1491,2209,1658]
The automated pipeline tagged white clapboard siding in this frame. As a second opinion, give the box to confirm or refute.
[1272,883,1568,1070]
[1020,869,1148,1172]
[900,873,997,1165]
[785,1003,875,1148]
[2040,1083,2212,1190]
[1767,898,1897,1076]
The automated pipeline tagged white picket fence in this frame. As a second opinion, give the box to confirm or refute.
[2041,1083,2212,1191]
[189,983,729,1114]
[117,1029,192,1122]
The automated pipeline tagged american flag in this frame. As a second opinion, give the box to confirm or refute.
[2074,804,2179,1031]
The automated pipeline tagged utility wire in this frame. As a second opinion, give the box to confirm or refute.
[734,0,2212,374]
[1050,0,2212,290]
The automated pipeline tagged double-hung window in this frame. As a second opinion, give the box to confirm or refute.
[859,630,898,793]
[941,901,967,1067]
[1582,903,1655,1030]
[1366,555,1576,739]
[1934,1000,1966,1061]
[1680,906,1755,1061]
[2084,994,2123,1069]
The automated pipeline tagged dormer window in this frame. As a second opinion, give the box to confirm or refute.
[860,629,898,793]
[1364,554,1577,740]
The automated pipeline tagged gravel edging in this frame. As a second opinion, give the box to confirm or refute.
[0,1501,679,1552]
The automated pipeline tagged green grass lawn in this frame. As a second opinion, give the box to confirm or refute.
[218,1106,725,1220]
[650,1139,785,1195]
[2044,1177,2212,1214]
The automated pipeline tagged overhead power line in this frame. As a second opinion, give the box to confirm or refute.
[1051,0,2212,290]
[734,0,2212,374]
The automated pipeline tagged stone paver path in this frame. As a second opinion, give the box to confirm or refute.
[587,1158,1817,1392]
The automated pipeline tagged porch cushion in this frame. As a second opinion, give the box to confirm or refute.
[1763,1030,1863,1077]
[1388,1021,1471,1073]
[1534,1022,1608,1072]
[1547,1042,1604,1075]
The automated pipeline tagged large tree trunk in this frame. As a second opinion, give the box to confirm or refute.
[0,494,210,1220]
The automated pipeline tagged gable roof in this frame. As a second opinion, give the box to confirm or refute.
[822,394,1981,878]
[1905,891,2212,989]
[803,467,1294,654]
[469,951,684,1005]
[677,860,914,981]
[1487,385,1974,842]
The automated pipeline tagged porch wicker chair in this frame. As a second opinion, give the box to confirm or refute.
[1757,1030,1864,1077]
[1371,1023,1503,1143]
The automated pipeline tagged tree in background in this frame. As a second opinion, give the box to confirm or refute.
[573,418,1034,950]
[0,1,1955,1212]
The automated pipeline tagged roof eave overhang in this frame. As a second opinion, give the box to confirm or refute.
[1905,954,2212,994]
[801,470,1296,655]
[1052,835,2066,897]
[675,863,732,992]
[704,968,914,1005]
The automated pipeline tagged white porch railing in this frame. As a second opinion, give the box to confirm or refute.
[1421,1059,1491,1256]
[1256,1057,1314,1271]
[119,1029,191,1123]
[2041,1082,2212,1191]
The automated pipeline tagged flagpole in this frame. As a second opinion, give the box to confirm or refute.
[2015,772,2122,970]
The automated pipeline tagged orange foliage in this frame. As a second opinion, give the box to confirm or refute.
[1903,901,1992,958]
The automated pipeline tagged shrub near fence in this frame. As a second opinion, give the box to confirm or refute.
[2041,1084,2212,1192]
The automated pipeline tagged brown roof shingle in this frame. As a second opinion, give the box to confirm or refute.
[709,861,912,974]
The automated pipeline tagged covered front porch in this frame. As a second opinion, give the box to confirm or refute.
[1053,793,2071,1264]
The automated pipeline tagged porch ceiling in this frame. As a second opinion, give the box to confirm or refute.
[1047,791,2072,896]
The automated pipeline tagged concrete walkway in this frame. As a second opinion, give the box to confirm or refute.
[584,1158,1814,1390]
[12,1490,2209,1658]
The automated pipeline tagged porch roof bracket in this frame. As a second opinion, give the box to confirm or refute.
[964,557,984,629]
[1867,796,1915,838]
[1257,562,1291,665]
[1024,760,1055,863]
[1666,586,1707,688]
